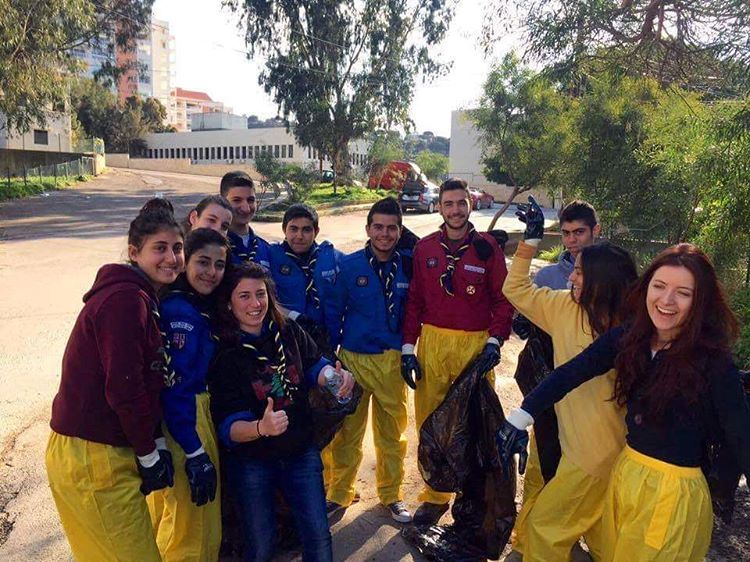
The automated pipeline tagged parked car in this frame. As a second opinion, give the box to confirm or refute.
[368,160,421,190]
[469,189,494,210]
[399,181,440,213]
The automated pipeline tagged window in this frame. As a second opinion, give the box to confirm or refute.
[229,146,234,159]
[199,147,204,160]
[170,148,175,159]
[236,146,241,159]
[181,148,186,158]
[288,145,293,158]
[281,145,287,158]
[33,130,49,145]
[222,146,228,159]
[253,146,259,158]
[242,146,247,159]
[274,145,280,158]
[210,147,215,159]
[147,149,153,158]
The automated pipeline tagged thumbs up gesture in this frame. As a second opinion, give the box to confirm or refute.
[258,397,289,437]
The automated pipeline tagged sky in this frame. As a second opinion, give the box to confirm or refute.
[152,0,518,138]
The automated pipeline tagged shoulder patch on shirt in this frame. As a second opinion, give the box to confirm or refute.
[170,321,194,331]
[172,332,187,349]
[396,282,409,289]
[464,264,486,274]
[320,268,336,278]
[279,264,292,275]
[356,275,369,287]
[426,257,438,269]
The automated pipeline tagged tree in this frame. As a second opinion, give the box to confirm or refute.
[366,130,404,187]
[471,53,574,229]
[482,1,750,94]
[0,0,154,134]
[223,0,454,186]
[414,150,448,181]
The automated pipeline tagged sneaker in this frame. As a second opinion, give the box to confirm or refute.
[387,501,412,523]
[412,501,449,526]
[326,501,345,519]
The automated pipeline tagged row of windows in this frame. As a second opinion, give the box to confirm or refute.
[305,146,366,166]
[146,144,295,161]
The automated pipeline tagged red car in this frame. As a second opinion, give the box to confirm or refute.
[469,189,494,210]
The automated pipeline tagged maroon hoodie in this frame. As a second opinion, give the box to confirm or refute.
[51,264,165,456]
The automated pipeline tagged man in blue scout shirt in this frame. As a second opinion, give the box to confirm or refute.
[268,204,342,352]
[323,197,413,523]
[220,171,271,268]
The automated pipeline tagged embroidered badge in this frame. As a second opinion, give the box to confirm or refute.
[426,257,438,268]
[172,332,186,350]
[464,264,486,274]
[280,264,292,275]
[170,321,194,331]
[396,282,409,289]
[356,275,369,287]
[466,284,476,295]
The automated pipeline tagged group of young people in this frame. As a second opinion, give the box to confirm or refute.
[43,169,748,562]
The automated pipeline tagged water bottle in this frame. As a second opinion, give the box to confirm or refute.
[324,367,351,405]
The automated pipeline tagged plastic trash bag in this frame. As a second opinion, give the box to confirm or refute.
[513,324,561,483]
[403,353,517,560]
[308,368,363,450]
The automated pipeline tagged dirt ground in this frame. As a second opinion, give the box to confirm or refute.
[0,168,747,561]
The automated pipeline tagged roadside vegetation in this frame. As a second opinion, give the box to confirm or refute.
[0,175,90,201]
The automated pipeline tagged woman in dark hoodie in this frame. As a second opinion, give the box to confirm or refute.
[46,198,184,561]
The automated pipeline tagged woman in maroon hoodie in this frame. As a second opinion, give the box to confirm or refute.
[46,198,185,561]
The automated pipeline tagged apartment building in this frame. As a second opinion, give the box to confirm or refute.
[171,88,228,132]
[0,112,72,153]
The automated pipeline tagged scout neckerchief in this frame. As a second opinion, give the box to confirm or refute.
[438,223,476,296]
[365,241,401,333]
[230,229,259,263]
[283,241,320,309]
[150,304,178,388]
[241,318,297,400]
[166,276,219,343]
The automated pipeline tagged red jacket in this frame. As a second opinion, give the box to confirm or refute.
[50,264,165,456]
[403,228,513,345]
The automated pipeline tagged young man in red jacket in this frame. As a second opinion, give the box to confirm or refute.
[401,177,513,525]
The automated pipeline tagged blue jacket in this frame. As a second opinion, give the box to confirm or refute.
[227,229,271,269]
[327,248,411,354]
[160,291,216,454]
[533,250,574,290]
[268,241,342,332]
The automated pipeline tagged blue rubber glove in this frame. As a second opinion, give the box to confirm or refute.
[137,449,174,496]
[185,452,217,506]
[496,420,529,477]
[515,195,545,240]
[401,354,422,390]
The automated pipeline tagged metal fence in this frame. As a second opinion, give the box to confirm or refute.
[6,156,96,189]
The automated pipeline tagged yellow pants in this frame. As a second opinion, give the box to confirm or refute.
[510,431,545,554]
[602,446,712,562]
[415,324,490,504]
[147,392,221,562]
[326,348,407,506]
[520,454,608,561]
[45,431,161,561]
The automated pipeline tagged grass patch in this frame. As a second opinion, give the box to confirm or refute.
[305,184,390,206]
[538,244,564,263]
[0,175,90,201]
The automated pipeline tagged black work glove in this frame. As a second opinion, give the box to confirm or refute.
[495,420,529,477]
[185,452,218,506]
[400,354,422,390]
[512,314,532,340]
[137,449,175,496]
[515,195,545,240]
[478,341,502,369]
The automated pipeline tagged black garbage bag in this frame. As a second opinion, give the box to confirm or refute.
[404,353,517,561]
[513,324,561,483]
[308,371,364,450]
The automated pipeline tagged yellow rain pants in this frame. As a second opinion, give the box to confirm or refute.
[326,348,407,506]
[523,454,608,561]
[415,324,490,505]
[147,392,221,562]
[45,431,161,562]
[510,432,544,554]
[601,446,712,562]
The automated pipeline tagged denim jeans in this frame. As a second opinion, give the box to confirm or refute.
[226,446,333,562]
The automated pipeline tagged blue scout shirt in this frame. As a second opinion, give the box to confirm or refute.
[160,290,217,455]
[327,247,411,354]
[227,228,271,269]
[268,241,342,332]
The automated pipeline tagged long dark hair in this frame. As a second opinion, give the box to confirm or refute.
[614,244,739,418]
[578,241,638,336]
[215,263,285,343]
[128,197,182,252]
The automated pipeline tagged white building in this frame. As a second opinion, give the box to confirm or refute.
[140,118,370,171]
[172,88,228,132]
[449,110,558,207]
[0,112,72,153]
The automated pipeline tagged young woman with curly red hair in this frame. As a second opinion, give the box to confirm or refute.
[499,243,750,561]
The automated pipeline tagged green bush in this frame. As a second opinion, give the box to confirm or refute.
[538,244,564,263]
[732,286,750,369]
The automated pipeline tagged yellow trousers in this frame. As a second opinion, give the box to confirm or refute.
[45,431,161,561]
[147,392,222,562]
[326,349,407,506]
[510,431,545,554]
[602,446,712,562]
[415,324,490,504]
[521,454,608,561]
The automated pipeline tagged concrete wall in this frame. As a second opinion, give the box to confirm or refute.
[0,112,72,153]
[1,148,103,177]
[448,109,560,208]
[105,153,263,180]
